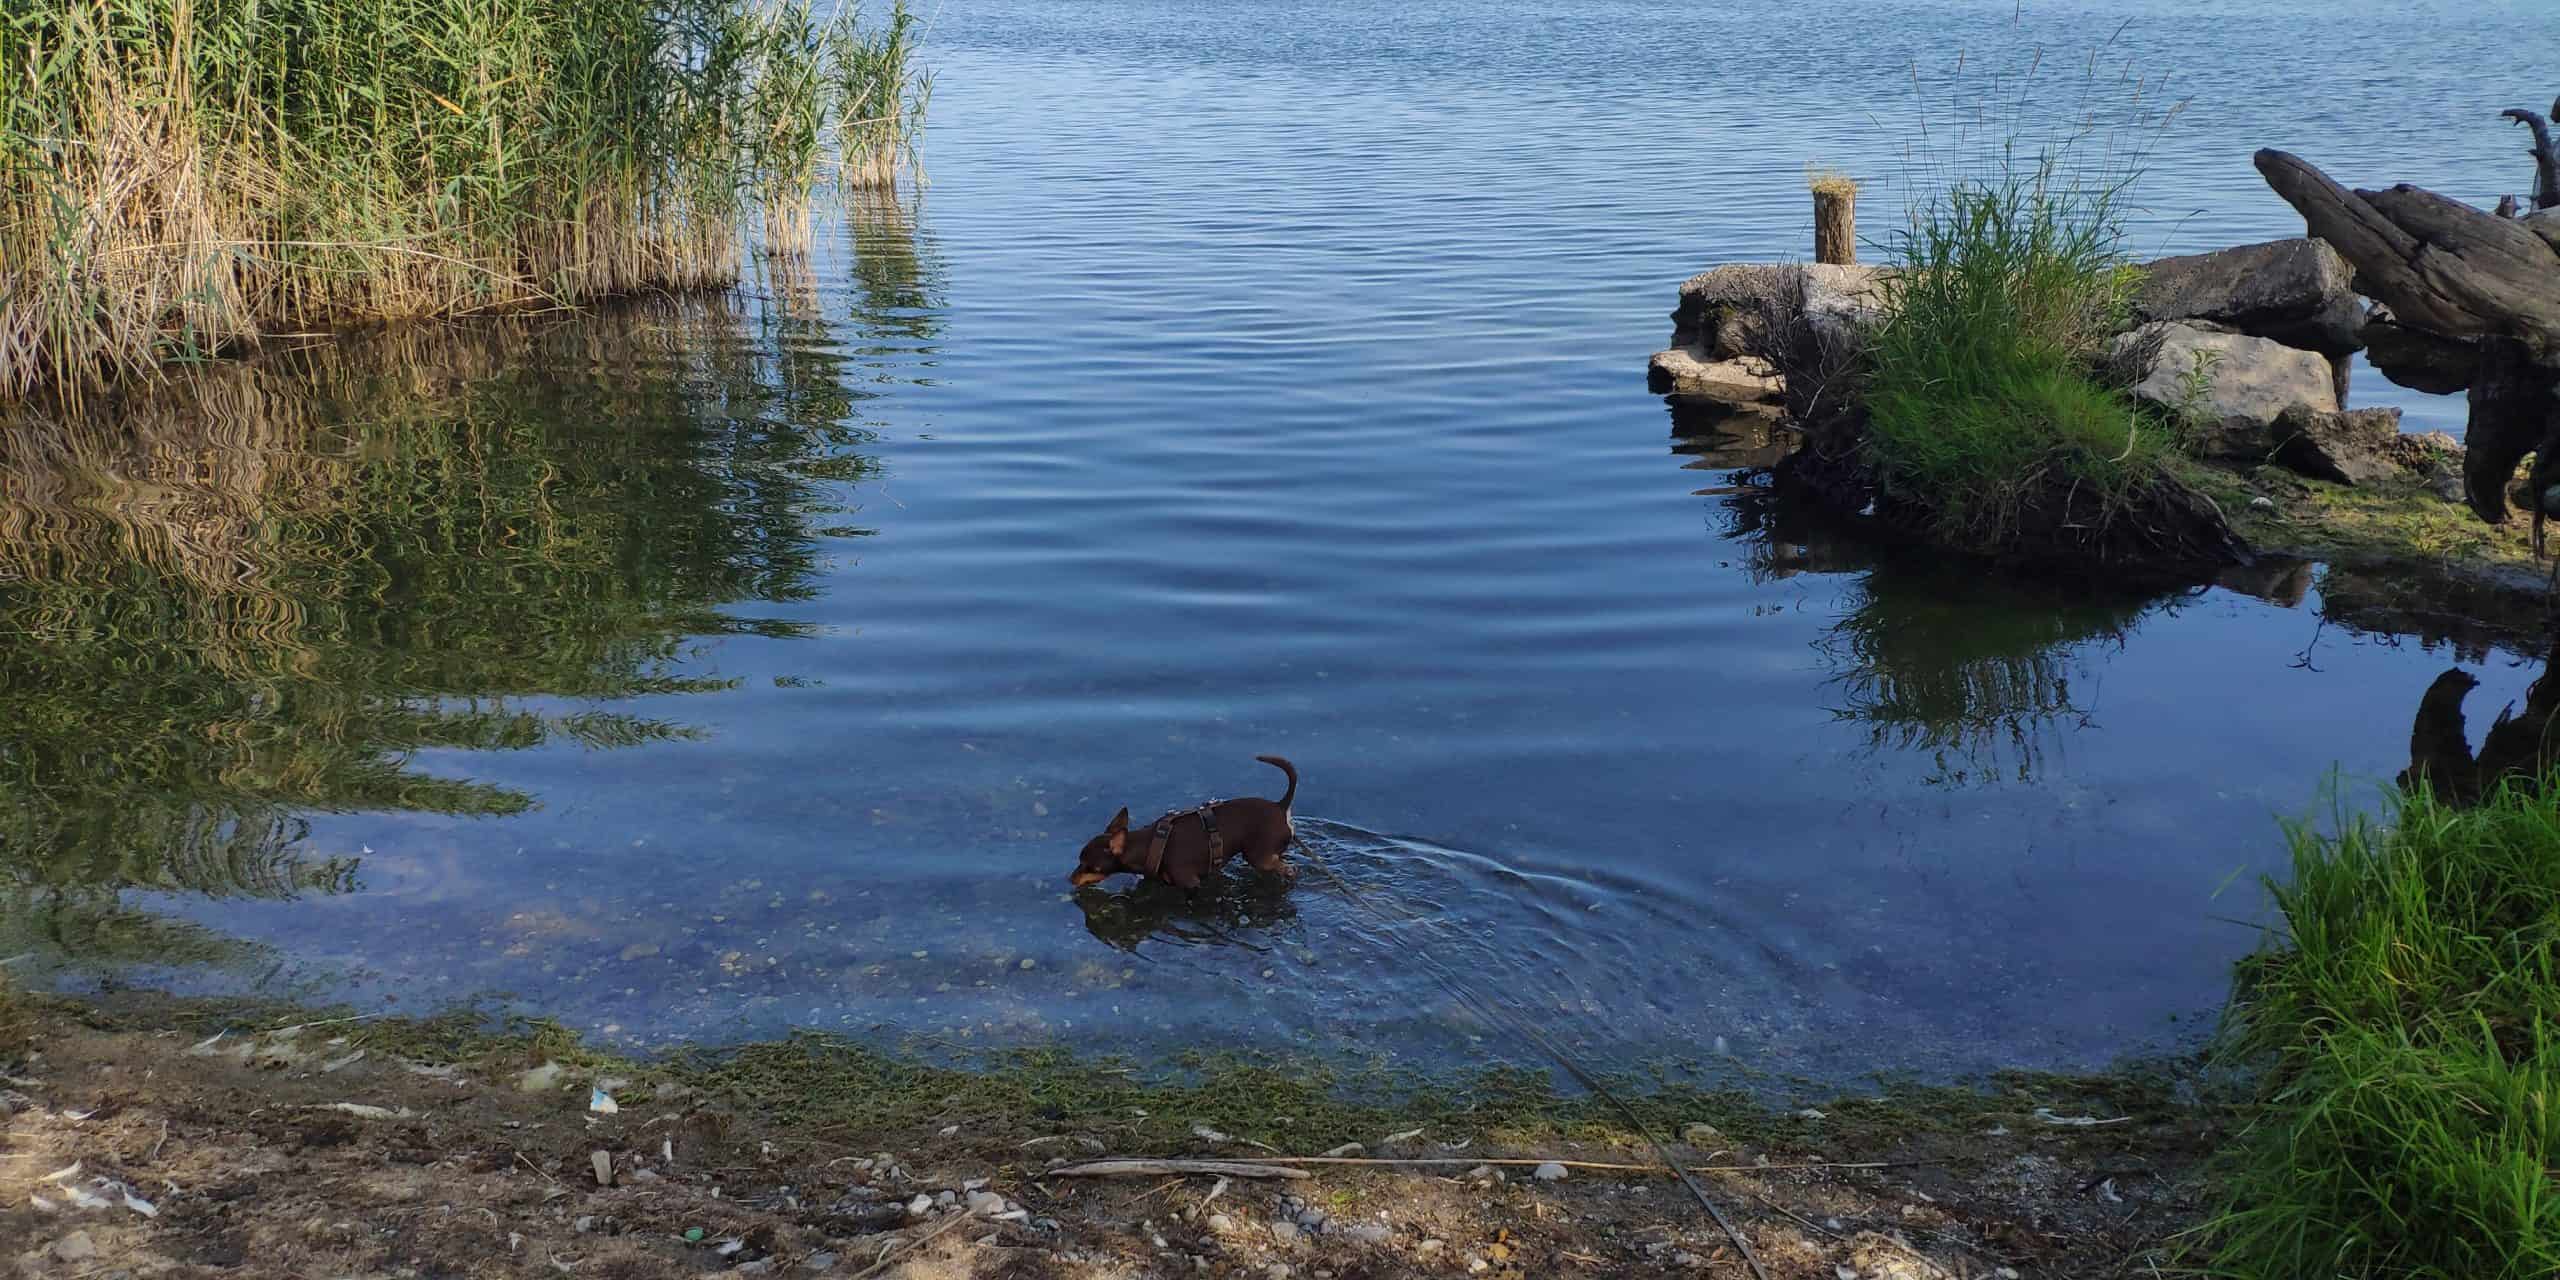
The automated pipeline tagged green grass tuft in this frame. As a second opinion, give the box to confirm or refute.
[1862,160,2169,551]
[2203,775,2560,1278]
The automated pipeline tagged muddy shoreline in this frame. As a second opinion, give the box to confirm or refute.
[1,991,2215,1278]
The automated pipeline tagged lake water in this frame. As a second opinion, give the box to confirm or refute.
[6,0,2556,1085]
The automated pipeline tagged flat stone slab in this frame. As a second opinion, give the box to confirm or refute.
[1647,346,1782,402]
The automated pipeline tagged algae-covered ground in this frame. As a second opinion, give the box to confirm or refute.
[1,989,2217,1277]
[2182,459,2542,581]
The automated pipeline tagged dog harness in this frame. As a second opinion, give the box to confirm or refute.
[1139,802,1223,882]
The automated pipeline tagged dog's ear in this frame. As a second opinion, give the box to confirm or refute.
[1106,807,1130,832]
[1105,807,1129,855]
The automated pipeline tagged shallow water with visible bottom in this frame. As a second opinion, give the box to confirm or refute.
[6,0,2558,1086]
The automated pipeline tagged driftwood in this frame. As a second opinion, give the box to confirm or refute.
[2253,149,2560,349]
[1044,1159,1311,1180]
[2504,98,2560,211]
[2255,149,2560,531]
[2464,338,2560,526]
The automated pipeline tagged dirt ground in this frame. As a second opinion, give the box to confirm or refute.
[1,998,2212,1280]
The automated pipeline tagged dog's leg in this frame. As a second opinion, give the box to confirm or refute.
[1245,839,1295,881]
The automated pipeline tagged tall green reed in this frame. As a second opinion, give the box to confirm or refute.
[0,0,928,404]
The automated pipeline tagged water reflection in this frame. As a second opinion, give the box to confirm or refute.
[1071,880,1301,953]
[1687,441,2170,786]
[2403,640,2560,805]
[843,190,946,350]
[0,293,887,964]
[1818,564,2166,787]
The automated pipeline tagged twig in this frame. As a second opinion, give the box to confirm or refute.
[1245,1155,1924,1174]
[1048,1159,1310,1181]
[514,1151,562,1188]
[1749,1191,1842,1240]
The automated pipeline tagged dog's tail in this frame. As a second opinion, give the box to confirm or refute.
[1256,755,1297,811]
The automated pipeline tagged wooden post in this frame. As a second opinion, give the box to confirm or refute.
[1810,172,1857,266]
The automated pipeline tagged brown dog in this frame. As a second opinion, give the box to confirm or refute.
[1070,756,1298,890]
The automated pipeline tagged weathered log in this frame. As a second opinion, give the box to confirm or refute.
[2463,338,2560,525]
[2503,102,2559,210]
[2253,149,2560,349]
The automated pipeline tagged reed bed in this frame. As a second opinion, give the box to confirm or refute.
[0,0,926,404]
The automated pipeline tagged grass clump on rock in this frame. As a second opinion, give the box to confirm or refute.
[1858,157,2188,558]
[2204,775,2560,1278]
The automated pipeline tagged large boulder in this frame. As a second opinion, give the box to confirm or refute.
[2270,405,2404,486]
[2359,302,2479,394]
[2132,238,2364,356]
[2111,320,2340,458]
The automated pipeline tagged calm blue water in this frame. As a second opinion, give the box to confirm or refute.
[6,0,2555,1084]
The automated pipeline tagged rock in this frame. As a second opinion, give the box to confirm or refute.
[1671,264,1799,357]
[906,1194,933,1218]
[1418,1239,1446,1256]
[804,1251,837,1272]
[51,1232,99,1264]
[515,1061,567,1093]
[1265,1266,1294,1280]
[1647,347,1783,403]
[965,1191,1007,1217]
[1341,1223,1392,1246]
[1679,1121,1724,1144]
[2270,405,2404,486]
[2111,321,2339,458]
[2133,238,2363,355]
[1669,262,1888,363]
[1270,1221,1304,1247]
[1533,1162,1569,1181]
[1797,263,1891,351]
[2361,303,2480,394]
[932,1190,956,1210]
[1207,1213,1235,1234]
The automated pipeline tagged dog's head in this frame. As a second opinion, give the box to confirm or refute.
[1069,807,1132,886]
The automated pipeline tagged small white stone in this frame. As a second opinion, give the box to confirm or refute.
[1533,1162,1568,1181]
[906,1194,933,1218]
